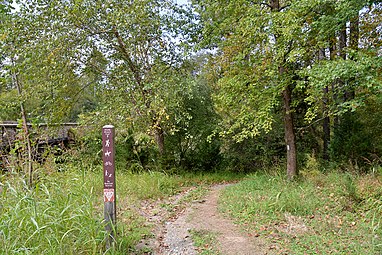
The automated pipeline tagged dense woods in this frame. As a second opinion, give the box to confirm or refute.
[0,0,381,179]
[1,0,382,254]
[2,0,381,178]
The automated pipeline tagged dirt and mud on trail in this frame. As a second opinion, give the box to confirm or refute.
[136,184,273,255]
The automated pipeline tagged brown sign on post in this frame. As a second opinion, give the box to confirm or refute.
[102,125,116,249]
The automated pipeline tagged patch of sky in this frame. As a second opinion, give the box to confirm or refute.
[175,0,190,6]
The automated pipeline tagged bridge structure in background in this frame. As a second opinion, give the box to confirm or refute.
[0,122,79,160]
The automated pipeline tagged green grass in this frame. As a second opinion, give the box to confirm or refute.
[0,169,149,254]
[190,229,221,255]
[1,173,101,254]
[4,159,381,254]
[218,171,382,254]
[0,163,243,254]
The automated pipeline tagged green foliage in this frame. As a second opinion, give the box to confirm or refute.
[331,95,382,167]
[0,1,96,123]
[300,53,382,122]
[116,169,245,202]
[300,153,322,178]
[75,54,222,172]
[331,113,372,165]
[0,90,20,121]
[220,174,323,218]
[163,67,221,171]
[0,161,245,254]
[219,128,285,172]
[192,0,382,175]
[1,0,382,177]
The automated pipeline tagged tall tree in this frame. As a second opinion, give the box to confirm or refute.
[1,2,36,184]
[192,0,382,176]
[302,1,382,163]
[4,0,196,156]
[193,0,317,178]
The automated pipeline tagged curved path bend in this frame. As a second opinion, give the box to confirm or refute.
[159,184,271,255]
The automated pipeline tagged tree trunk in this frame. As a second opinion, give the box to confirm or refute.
[347,13,359,100]
[349,14,359,52]
[270,0,297,179]
[329,35,339,127]
[322,94,330,161]
[337,23,347,125]
[154,128,164,155]
[269,0,280,10]
[319,48,330,161]
[152,118,165,155]
[339,24,347,61]
[280,66,297,180]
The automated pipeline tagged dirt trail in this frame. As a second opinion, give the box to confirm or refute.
[158,184,270,255]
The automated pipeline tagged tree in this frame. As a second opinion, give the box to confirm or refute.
[302,1,382,164]
[192,0,382,176]
[1,2,35,184]
[164,56,221,170]
[193,0,313,178]
[1,0,197,159]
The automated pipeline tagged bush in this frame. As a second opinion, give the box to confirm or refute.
[331,96,382,170]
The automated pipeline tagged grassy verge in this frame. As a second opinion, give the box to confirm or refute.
[0,164,243,254]
[0,168,147,254]
[219,171,382,254]
[190,229,221,255]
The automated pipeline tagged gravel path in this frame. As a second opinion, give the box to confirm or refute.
[158,184,271,255]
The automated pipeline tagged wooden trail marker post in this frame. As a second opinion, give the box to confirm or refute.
[102,125,116,249]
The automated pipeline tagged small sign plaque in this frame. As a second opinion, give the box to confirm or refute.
[104,189,115,202]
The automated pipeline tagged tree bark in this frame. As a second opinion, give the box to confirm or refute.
[337,22,347,122]
[269,0,280,10]
[153,120,165,155]
[152,112,165,155]
[319,48,330,161]
[346,13,359,100]
[349,14,359,52]
[280,66,298,180]
[322,90,330,161]
[339,24,347,61]
[329,35,339,127]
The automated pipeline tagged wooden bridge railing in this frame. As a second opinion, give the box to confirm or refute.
[0,122,79,151]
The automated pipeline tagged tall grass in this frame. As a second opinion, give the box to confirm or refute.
[118,169,243,201]
[1,174,101,254]
[0,168,150,254]
[219,174,325,224]
[219,171,382,254]
[0,164,243,254]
